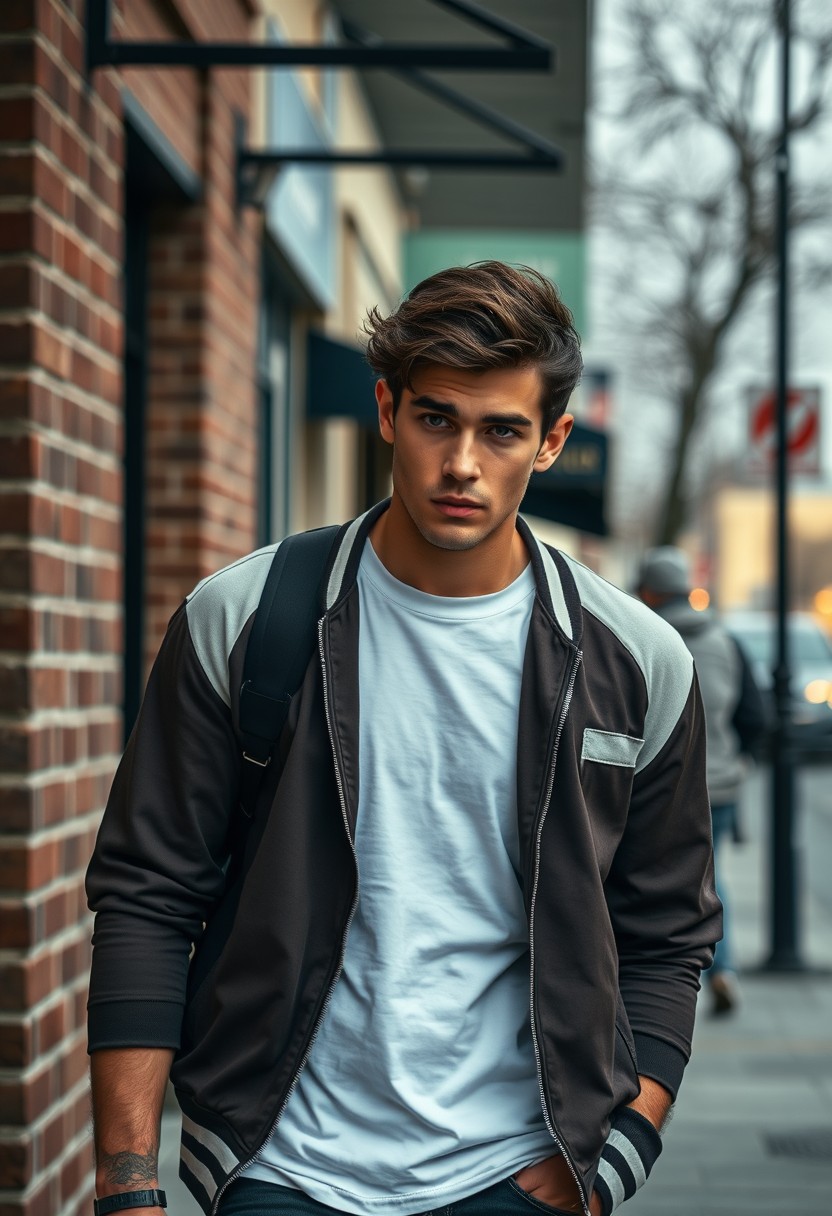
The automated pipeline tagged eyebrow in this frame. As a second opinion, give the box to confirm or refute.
[409,395,534,429]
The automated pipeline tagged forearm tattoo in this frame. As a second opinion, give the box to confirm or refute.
[98,1150,159,1186]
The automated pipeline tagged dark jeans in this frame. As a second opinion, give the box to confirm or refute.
[219,1177,578,1216]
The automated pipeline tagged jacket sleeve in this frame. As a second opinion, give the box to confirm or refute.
[595,671,720,1215]
[86,601,243,1052]
[606,670,722,1097]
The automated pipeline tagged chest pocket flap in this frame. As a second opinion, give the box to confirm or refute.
[582,727,645,768]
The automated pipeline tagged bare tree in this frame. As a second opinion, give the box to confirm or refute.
[592,0,832,544]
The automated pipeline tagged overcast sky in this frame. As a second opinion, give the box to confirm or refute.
[586,0,832,540]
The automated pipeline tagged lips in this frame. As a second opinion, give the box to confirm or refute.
[432,497,484,518]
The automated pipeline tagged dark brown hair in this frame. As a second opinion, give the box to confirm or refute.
[363,261,582,437]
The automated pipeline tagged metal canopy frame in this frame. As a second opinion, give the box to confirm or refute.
[86,0,563,208]
[85,0,550,72]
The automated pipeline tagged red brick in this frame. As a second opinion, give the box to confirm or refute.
[0,150,35,197]
[0,664,27,713]
[39,777,74,825]
[57,120,89,180]
[0,375,29,419]
[61,1141,93,1205]
[0,1175,54,1216]
[0,434,37,478]
[0,838,59,893]
[35,996,66,1054]
[0,323,32,363]
[58,230,84,282]
[0,2,37,36]
[59,1036,87,1095]
[0,97,37,145]
[89,156,120,215]
[58,7,84,76]
[0,263,32,311]
[0,1059,51,1123]
[0,784,34,833]
[40,1105,64,1166]
[0,901,34,949]
[0,1020,31,1069]
[0,1135,32,1189]
[32,321,73,379]
[0,35,35,85]
[60,936,89,986]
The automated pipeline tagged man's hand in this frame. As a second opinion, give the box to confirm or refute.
[514,1152,602,1214]
[514,1077,671,1214]
[91,1046,173,1211]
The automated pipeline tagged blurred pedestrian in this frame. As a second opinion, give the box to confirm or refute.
[86,264,720,1216]
[637,547,766,1014]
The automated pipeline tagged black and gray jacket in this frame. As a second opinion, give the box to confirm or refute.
[86,502,721,1216]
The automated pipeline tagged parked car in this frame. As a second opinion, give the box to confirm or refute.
[724,611,832,758]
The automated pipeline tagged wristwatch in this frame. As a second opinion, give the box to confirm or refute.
[93,1190,167,1215]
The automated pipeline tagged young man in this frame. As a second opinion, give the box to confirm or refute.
[87,263,720,1216]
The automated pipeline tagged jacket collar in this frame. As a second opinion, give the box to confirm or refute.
[324,499,582,647]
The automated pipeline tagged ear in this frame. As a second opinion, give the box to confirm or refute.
[533,414,573,473]
[377,379,395,445]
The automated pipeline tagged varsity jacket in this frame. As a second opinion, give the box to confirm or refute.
[86,502,721,1216]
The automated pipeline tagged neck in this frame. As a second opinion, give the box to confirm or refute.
[369,494,529,597]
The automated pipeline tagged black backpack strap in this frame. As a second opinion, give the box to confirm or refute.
[237,524,340,819]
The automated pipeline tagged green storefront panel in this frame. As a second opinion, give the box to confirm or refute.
[405,231,586,335]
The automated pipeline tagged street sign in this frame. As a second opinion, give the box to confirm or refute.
[747,386,821,477]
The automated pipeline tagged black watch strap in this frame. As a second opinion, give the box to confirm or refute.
[93,1190,167,1215]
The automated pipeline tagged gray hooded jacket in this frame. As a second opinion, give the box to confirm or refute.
[655,600,747,803]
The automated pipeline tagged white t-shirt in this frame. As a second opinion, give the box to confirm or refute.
[243,540,553,1211]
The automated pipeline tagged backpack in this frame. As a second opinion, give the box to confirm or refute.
[236,523,342,821]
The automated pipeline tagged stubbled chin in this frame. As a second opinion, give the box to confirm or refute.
[414,521,487,552]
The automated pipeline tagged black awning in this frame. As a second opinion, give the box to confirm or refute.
[521,422,608,537]
[307,330,378,426]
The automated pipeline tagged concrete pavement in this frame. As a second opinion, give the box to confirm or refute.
[626,765,832,1216]
[159,766,832,1214]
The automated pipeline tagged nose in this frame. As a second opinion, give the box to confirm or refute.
[442,432,481,483]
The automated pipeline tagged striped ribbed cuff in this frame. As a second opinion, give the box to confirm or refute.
[595,1107,663,1216]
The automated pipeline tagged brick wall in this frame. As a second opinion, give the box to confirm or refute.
[0,1,260,1213]
[0,2,124,1212]
[144,61,260,661]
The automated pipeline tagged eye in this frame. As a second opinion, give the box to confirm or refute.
[489,425,521,440]
[421,414,451,429]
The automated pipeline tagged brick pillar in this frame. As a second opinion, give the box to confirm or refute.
[144,68,261,660]
[0,4,124,1214]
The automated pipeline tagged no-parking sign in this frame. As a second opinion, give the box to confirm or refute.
[747,386,821,477]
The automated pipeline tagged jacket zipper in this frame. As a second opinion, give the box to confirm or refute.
[210,618,360,1214]
[528,648,588,1216]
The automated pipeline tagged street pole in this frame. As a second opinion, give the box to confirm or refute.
[765,0,803,971]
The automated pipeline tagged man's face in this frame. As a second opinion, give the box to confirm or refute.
[376,364,572,553]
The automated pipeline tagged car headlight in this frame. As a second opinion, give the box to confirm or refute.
[803,679,832,706]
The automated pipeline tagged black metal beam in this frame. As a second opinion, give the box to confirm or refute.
[85,0,550,73]
[427,0,550,52]
[341,20,562,163]
[242,149,561,168]
[237,146,561,210]
[97,42,549,69]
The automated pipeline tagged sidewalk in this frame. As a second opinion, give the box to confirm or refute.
[159,775,832,1215]
[625,772,832,1216]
